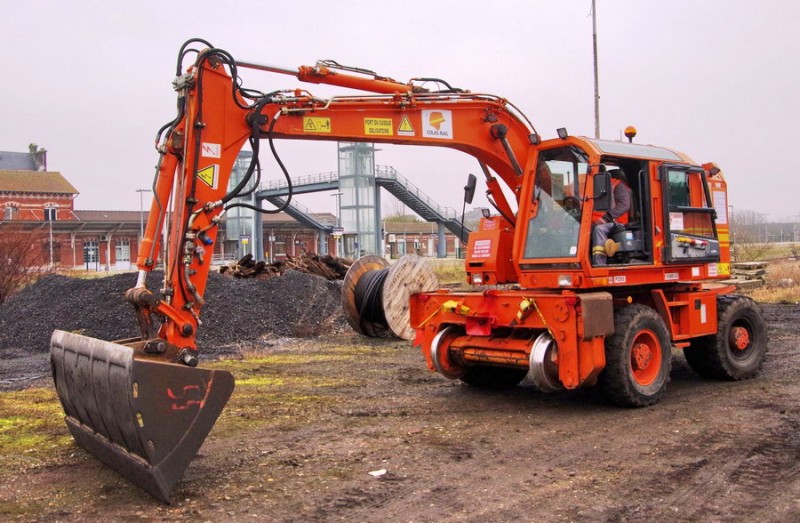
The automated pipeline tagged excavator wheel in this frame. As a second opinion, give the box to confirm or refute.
[50,330,235,502]
[683,295,768,380]
[598,304,672,407]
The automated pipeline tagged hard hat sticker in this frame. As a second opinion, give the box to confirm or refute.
[422,110,453,140]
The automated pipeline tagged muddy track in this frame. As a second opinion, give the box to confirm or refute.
[1,304,799,522]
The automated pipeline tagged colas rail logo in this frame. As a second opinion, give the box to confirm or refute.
[422,109,453,139]
[429,112,446,130]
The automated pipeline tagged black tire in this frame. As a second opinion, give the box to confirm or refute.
[598,304,672,407]
[460,366,528,389]
[683,295,768,380]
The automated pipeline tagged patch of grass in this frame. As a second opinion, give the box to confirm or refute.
[215,390,335,437]
[235,376,286,387]
[746,260,800,304]
[749,286,800,304]
[213,354,354,368]
[0,388,72,470]
[432,258,466,285]
[208,349,367,438]
[55,268,135,279]
[0,498,52,518]
[233,375,359,389]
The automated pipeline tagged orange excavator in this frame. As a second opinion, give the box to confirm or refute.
[50,38,768,501]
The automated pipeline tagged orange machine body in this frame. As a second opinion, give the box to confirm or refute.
[50,39,765,503]
[138,48,735,391]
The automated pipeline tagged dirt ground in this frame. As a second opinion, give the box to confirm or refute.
[1,303,800,522]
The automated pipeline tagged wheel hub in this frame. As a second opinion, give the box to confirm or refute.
[730,326,751,350]
[632,342,653,371]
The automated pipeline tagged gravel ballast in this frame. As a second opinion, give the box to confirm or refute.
[0,270,347,359]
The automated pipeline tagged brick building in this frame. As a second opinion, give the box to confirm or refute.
[0,145,341,270]
[1,145,459,269]
[383,220,464,258]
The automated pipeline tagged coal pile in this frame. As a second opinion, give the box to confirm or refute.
[0,270,347,358]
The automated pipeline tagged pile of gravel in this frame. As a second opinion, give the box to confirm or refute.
[0,270,346,358]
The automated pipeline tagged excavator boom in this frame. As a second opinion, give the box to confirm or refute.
[50,39,536,501]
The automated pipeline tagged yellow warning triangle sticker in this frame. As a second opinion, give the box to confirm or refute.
[196,164,218,189]
[398,115,415,135]
[304,119,317,131]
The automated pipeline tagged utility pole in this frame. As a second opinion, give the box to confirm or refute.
[331,191,343,257]
[45,207,55,267]
[592,0,600,138]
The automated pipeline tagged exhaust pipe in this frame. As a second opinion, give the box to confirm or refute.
[51,330,234,502]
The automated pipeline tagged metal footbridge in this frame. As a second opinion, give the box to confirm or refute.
[255,165,471,243]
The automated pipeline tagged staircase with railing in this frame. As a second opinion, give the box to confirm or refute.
[255,165,471,241]
[373,165,470,242]
[262,196,338,231]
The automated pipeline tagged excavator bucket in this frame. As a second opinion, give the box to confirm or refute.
[50,330,234,502]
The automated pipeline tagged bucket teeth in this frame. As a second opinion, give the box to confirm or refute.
[50,330,234,502]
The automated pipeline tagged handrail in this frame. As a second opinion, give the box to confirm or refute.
[266,195,338,227]
[374,165,457,220]
[259,171,339,191]
[259,165,459,221]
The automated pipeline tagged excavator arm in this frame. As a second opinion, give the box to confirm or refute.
[137,45,538,355]
[50,39,539,502]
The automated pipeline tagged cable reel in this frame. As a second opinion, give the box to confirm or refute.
[342,254,439,340]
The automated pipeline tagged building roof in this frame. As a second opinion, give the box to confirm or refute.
[0,151,37,171]
[0,171,78,195]
[260,211,337,224]
[73,210,143,222]
[384,221,455,234]
[70,210,337,225]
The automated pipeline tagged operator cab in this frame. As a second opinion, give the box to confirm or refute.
[590,139,722,267]
[522,138,722,274]
[592,157,653,265]
[522,145,654,266]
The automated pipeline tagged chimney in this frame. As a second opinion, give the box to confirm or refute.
[28,143,47,171]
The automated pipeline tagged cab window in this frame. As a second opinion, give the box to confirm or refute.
[523,147,587,259]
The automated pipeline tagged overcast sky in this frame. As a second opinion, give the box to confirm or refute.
[2,0,799,221]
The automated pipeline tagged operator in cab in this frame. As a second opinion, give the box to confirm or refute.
[591,168,631,266]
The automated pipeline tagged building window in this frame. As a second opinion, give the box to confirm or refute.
[115,238,131,262]
[83,240,99,265]
[44,206,58,221]
[3,205,18,221]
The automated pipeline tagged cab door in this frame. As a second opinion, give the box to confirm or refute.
[660,164,721,263]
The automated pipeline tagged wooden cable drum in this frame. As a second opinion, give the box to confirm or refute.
[341,254,439,340]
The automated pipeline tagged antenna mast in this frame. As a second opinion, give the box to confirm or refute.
[592,0,600,138]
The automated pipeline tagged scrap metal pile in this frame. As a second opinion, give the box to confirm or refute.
[220,253,353,280]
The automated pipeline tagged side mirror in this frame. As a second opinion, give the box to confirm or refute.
[593,172,611,211]
[464,173,477,205]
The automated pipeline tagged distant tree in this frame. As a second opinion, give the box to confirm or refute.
[731,209,773,262]
[382,195,418,223]
[383,213,422,223]
[0,226,47,304]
